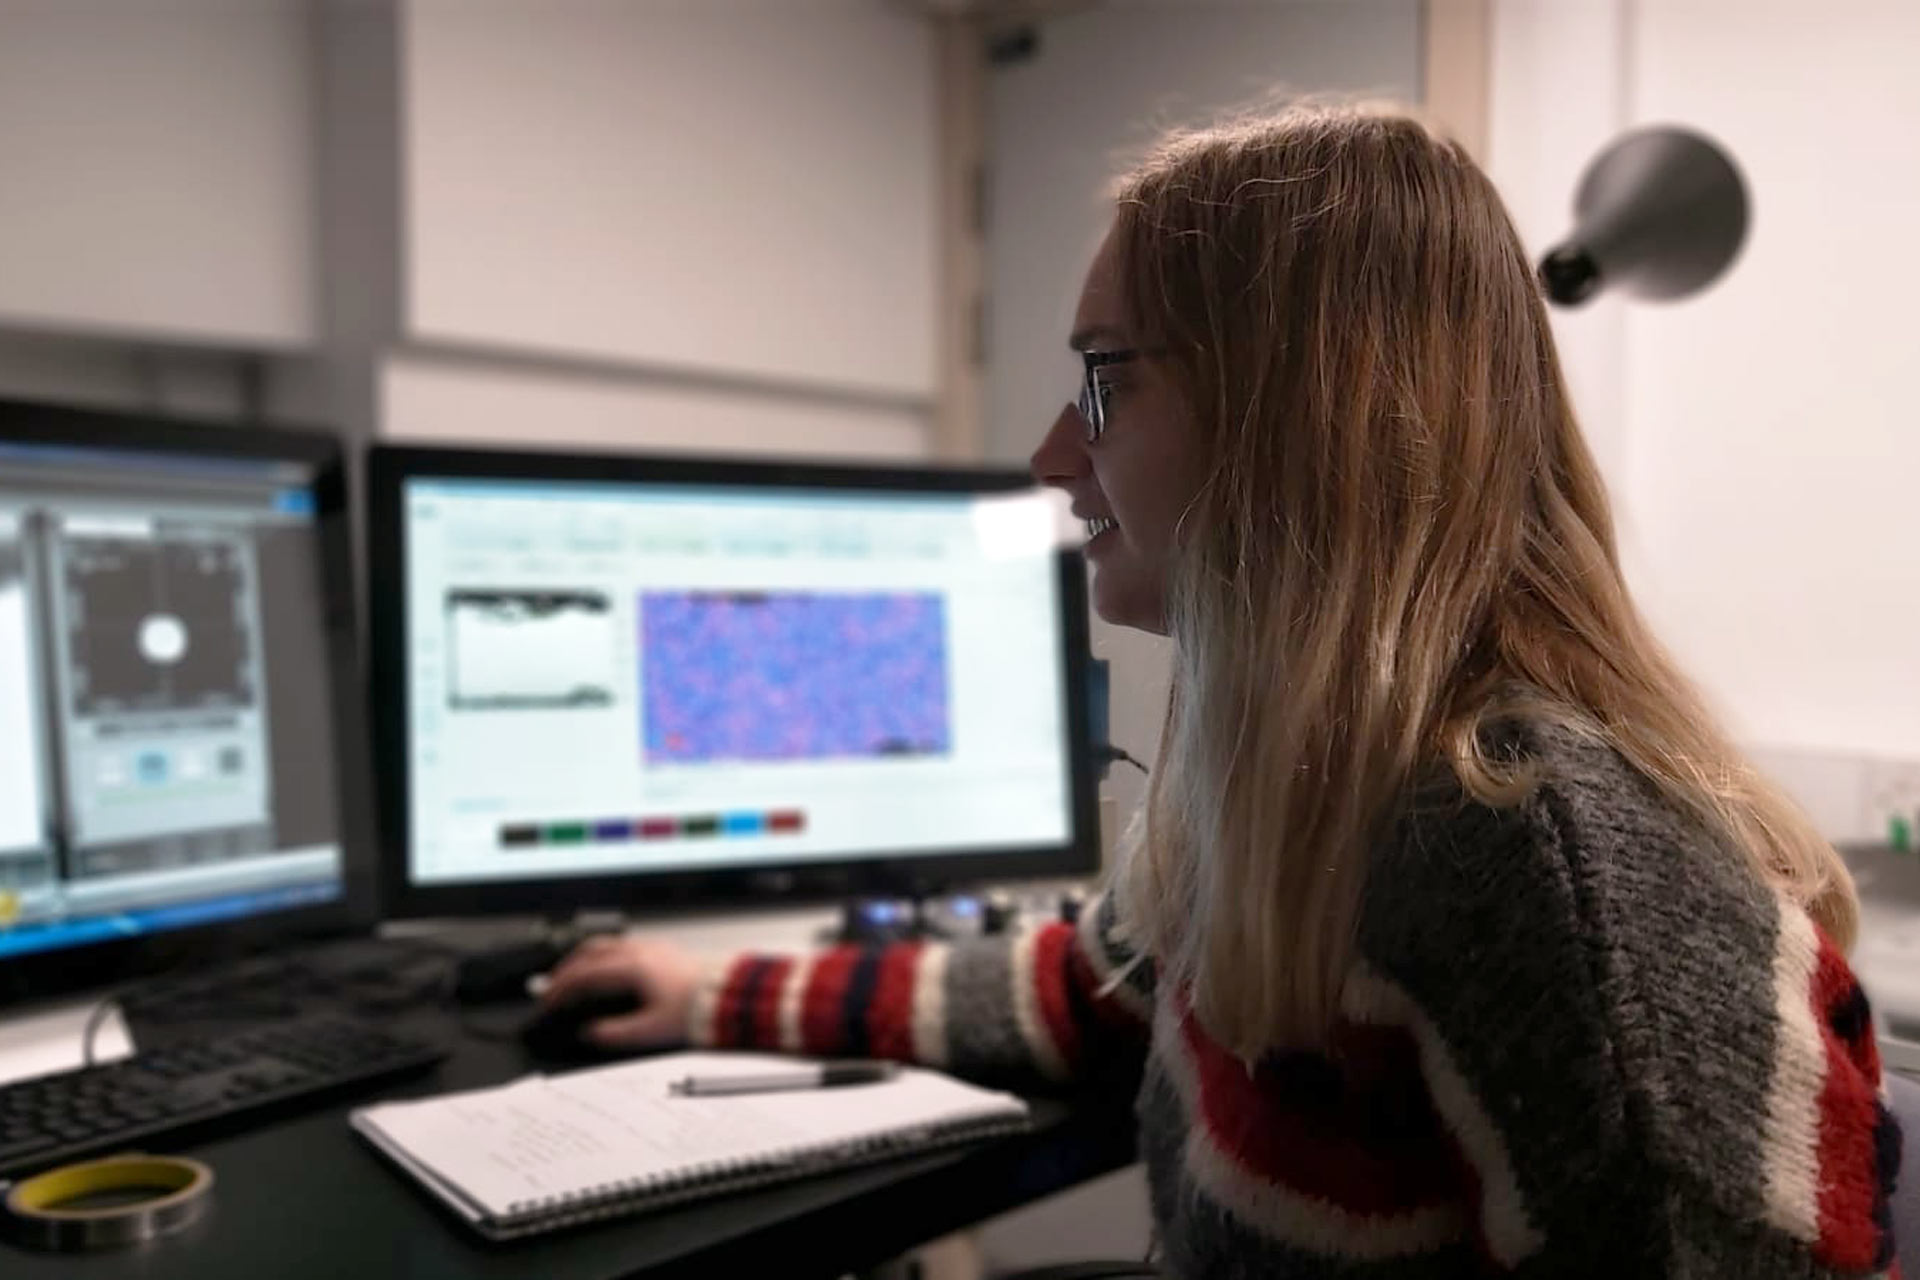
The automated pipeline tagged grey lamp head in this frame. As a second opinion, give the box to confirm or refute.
[1539,125,1750,307]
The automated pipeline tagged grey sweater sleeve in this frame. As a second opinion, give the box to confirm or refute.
[1356,738,1900,1276]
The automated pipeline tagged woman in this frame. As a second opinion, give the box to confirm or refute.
[542,104,1900,1275]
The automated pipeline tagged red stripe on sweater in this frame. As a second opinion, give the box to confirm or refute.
[1179,1008,1461,1216]
[750,956,795,1050]
[866,943,922,1061]
[710,957,759,1048]
[1031,923,1081,1071]
[800,947,863,1056]
[1810,934,1892,1271]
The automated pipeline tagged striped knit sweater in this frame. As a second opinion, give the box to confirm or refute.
[692,726,1902,1277]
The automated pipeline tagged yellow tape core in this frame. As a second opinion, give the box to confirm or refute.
[8,1155,207,1218]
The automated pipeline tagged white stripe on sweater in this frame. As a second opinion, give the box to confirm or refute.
[1340,965,1545,1267]
[776,954,814,1053]
[1758,901,1827,1244]
[1152,999,1469,1259]
[687,953,732,1048]
[910,945,950,1067]
[1009,928,1071,1081]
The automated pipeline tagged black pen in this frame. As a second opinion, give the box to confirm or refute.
[669,1061,901,1097]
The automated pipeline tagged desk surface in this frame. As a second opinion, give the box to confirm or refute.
[0,1004,1136,1280]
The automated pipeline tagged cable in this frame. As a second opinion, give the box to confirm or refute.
[1100,745,1149,776]
[80,949,201,1067]
[81,990,123,1068]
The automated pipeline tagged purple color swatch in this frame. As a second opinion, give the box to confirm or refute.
[641,591,950,764]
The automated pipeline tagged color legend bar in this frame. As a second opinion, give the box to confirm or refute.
[498,808,807,850]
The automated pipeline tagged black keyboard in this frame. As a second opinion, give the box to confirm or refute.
[0,1014,446,1179]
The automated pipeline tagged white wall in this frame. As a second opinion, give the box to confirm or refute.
[379,352,927,460]
[982,0,1424,829]
[1623,0,1920,760]
[1486,0,1920,838]
[402,0,938,406]
[0,0,315,349]
[267,0,407,442]
[1484,0,1630,490]
[0,0,944,465]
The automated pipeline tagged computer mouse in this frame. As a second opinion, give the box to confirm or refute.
[517,987,645,1065]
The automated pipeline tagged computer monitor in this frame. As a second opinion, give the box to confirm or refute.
[0,400,374,1004]
[369,444,1098,919]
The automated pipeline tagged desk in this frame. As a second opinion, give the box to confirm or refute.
[0,1005,1137,1280]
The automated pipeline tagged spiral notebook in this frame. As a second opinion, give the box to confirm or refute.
[349,1052,1031,1241]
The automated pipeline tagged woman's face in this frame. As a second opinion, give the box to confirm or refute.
[1031,225,1208,635]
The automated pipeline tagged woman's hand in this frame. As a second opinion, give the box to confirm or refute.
[538,934,704,1049]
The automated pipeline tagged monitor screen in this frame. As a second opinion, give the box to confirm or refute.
[389,462,1087,904]
[0,438,346,961]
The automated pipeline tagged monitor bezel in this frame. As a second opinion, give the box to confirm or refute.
[0,398,379,1008]
[369,442,1100,921]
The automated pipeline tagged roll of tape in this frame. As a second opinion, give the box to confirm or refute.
[2,1154,213,1252]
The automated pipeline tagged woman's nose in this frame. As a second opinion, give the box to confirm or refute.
[1030,402,1088,490]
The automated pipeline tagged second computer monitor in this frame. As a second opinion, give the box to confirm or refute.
[369,444,1097,918]
[0,400,371,1005]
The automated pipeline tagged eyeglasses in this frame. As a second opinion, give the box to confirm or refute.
[1075,349,1141,443]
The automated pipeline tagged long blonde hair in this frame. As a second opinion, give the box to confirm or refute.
[1110,103,1856,1054]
